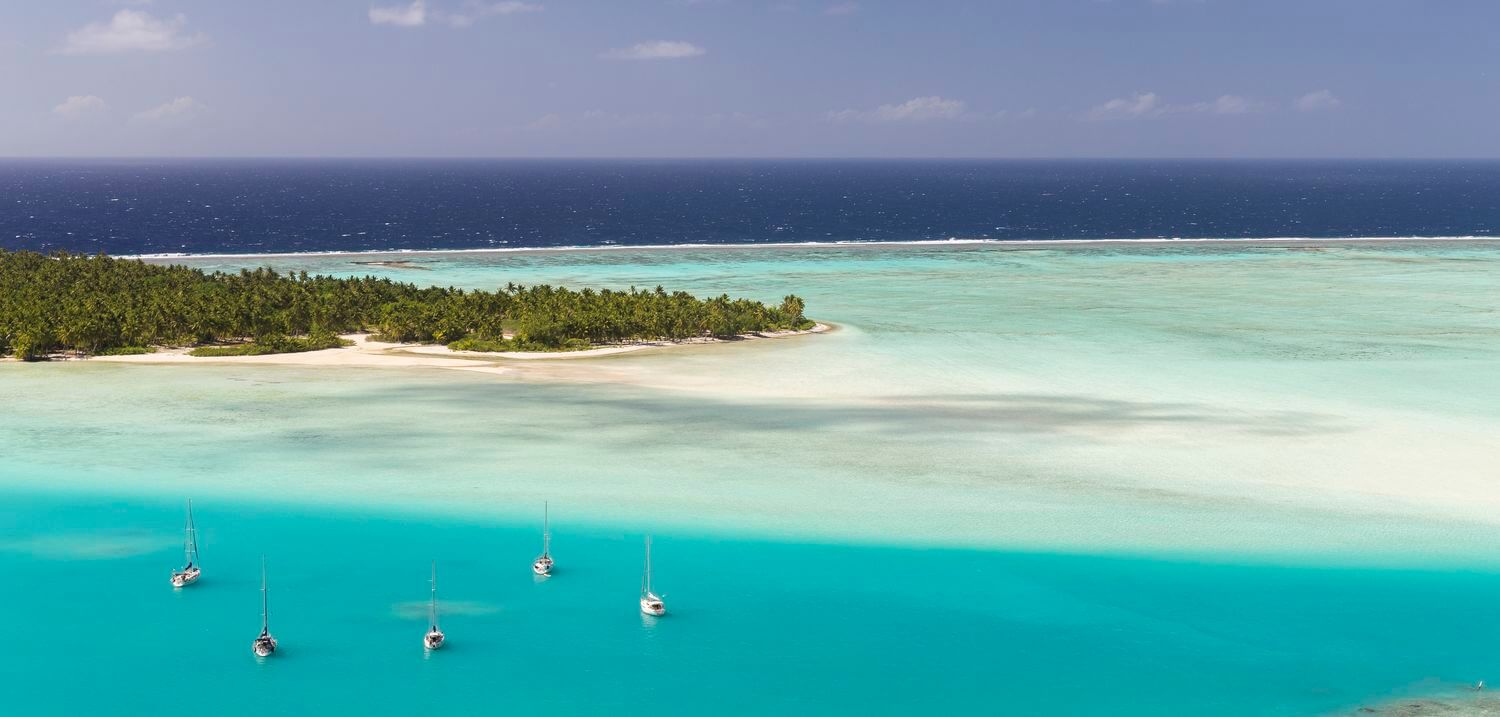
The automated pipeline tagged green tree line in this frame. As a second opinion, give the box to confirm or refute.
[0,250,812,360]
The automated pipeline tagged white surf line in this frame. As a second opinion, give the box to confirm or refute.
[119,236,1499,261]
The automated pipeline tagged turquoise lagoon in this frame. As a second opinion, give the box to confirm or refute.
[4,490,1500,715]
[4,241,1500,714]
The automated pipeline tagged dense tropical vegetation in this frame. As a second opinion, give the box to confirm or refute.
[0,250,812,360]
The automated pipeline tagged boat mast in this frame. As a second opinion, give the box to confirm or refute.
[184,499,199,567]
[644,535,653,595]
[429,561,439,630]
[542,502,550,557]
[260,559,269,635]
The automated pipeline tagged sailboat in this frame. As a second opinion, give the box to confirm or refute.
[169,499,201,588]
[252,559,278,658]
[531,502,554,577]
[424,562,446,650]
[639,535,666,616]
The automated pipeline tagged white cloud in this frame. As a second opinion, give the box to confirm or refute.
[134,96,207,123]
[479,0,541,12]
[370,0,427,27]
[447,1,543,27]
[369,1,540,29]
[824,2,859,15]
[602,40,706,61]
[828,96,969,123]
[1185,94,1256,115]
[1090,92,1263,119]
[528,113,565,130]
[1089,92,1162,119]
[58,10,204,55]
[53,95,107,118]
[1296,89,1341,112]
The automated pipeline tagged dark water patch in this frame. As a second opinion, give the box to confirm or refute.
[4,159,1500,255]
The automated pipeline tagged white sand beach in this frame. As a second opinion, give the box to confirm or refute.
[88,324,831,372]
[6,243,1500,563]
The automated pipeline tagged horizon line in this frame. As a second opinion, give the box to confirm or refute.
[3,155,1500,163]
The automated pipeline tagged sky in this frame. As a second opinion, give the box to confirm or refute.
[2,0,1498,158]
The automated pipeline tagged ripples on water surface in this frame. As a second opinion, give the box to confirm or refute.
[2,159,1498,254]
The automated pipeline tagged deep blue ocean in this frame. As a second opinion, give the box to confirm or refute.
[2,159,1497,255]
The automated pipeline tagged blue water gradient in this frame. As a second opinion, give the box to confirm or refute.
[1,490,1494,716]
[3,159,1498,255]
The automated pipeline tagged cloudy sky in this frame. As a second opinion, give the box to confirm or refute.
[4,0,1498,158]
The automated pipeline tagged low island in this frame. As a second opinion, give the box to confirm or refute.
[0,250,815,361]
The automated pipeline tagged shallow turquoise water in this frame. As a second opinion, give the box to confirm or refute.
[4,242,1500,713]
[2,489,1496,716]
[14,241,1497,559]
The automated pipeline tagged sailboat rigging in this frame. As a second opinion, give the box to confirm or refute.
[252,559,278,657]
[640,535,666,617]
[169,499,201,588]
[424,561,446,650]
[532,502,554,577]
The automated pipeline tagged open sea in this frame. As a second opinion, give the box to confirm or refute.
[3,161,1500,715]
[2,159,1498,255]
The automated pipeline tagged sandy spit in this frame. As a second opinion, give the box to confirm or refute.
[82,324,830,372]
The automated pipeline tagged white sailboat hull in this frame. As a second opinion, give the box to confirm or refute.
[170,566,201,588]
[640,595,666,616]
[532,556,553,576]
[424,630,445,650]
[252,635,277,657]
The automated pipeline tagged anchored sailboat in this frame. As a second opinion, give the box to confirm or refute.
[424,562,446,650]
[532,502,554,577]
[169,499,201,588]
[252,559,278,658]
[640,535,666,616]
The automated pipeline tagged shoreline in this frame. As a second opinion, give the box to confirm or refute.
[83,323,831,370]
[124,236,1500,261]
